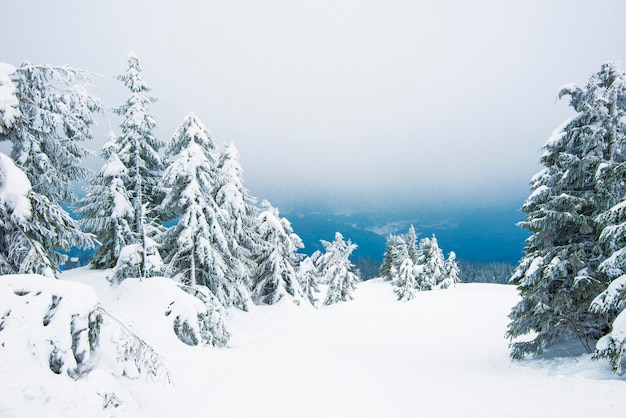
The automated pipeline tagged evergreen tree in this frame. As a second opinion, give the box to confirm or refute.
[380,234,408,281]
[212,142,262,286]
[297,253,321,307]
[159,113,249,310]
[0,62,101,276]
[507,63,625,359]
[77,138,134,269]
[406,225,419,262]
[250,200,304,305]
[586,63,626,372]
[113,52,165,279]
[393,257,421,302]
[441,251,460,289]
[318,232,361,305]
[415,236,446,290]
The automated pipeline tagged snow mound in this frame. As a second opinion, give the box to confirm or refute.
[115,277,229,348]
[0,274,101,378]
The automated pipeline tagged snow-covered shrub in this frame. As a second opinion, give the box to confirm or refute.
[114,276,229,348]
[109,241,163,284]
[593,310,626,375]
[591,275,626,374]
[174,283,230,347]
[0,274,102,378]
[107,317,172,383]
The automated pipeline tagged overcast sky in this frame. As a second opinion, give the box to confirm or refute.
[2,0,626,212]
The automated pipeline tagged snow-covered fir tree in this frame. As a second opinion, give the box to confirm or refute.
[380,234,409,281]
[250,200,305,305]
[384,229,458,300]
[441,251,460,289]
[159,113,250,310]
[585,63,626,373]
[406,225,419,262]
[297,253,321,307]
[393,257,421,302]
[113,52,165,279]
[416,235,446,290]
[0,152,39,274]
[317,232,361,305]
[507,63,625,359]
[0,62,101,276]
[212,142,263,287]
[77,137,134,269]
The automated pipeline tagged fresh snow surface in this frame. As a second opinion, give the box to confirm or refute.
[1,268,624,417]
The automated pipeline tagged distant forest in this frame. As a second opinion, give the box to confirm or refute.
[352,256,513,284]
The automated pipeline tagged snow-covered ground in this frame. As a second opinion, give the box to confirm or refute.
[1,268,624,417]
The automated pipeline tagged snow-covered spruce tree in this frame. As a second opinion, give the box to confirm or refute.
[159,112,219,286]
[380,234,409,281]
[317,232,361,305]
[113,52,165,279]
[507,63,626,359]
[393,257,421,302]
[0,62,101,276]
[406,225,419,262]
[212,142,263,287]
[297,252,321,307]
[250,200,305,305]
[415,235,446,290]
[0,152,43,275]
[77,138,135,269]
[159,113,249,310]
[586,64,626,372]
[441,251,460,289]
[383,234,415,299]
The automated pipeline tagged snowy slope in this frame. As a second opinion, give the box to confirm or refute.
[1,268,624,417]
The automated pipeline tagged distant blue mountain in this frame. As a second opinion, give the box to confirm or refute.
[284,205,528,264]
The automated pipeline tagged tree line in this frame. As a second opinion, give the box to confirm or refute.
[0,53,363,322]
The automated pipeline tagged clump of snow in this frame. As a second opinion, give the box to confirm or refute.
[0,152,32,220]
[0,62,19,133]
[0,274,101,379]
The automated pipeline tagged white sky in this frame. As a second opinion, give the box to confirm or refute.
[2,0,626,212]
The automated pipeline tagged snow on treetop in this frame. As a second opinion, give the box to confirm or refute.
[127,50,140,60]
[0,152,32,220]
[0,62,19,132]
[101,153,128,178]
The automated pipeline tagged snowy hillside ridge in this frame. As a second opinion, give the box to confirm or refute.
[1,269,625,418]
[0,273,229,379]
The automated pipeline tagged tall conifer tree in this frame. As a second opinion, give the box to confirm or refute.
[0,62,101,276]
[113,52,165,279]
[507,63,626,359]
[77,137,134,269]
